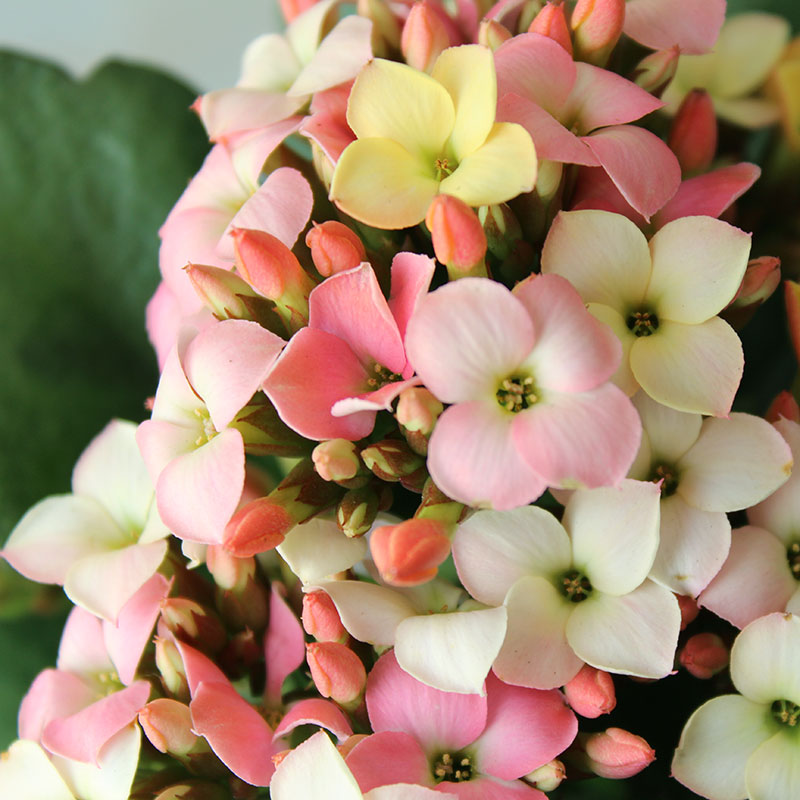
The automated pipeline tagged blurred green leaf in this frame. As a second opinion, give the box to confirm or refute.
[727,0,800,30]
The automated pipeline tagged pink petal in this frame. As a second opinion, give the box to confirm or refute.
[366,651,487,754]
[472,674,577,780]
[439,776,545,799]
[150,338,204,426]
[512,385,641,489]
[273,698,353,743]
[623,0,726,54]
[346,731,431,792]
[184,319,285,430]
[309,264,406,374]
[57,606,113,675]
[196,88,304,141]
[699,526,797,629]
[264,326,376,440]
[223,120,305,190]
[264,584,306,706]
[654,163,761,229]
[331,377,421,416]
[42,681,150,764]
[136,419,199,487]
[387,252,436,345]
[155,428,245,544]
[427,401,548,510]
[301,107,355,165]
[103,574,171,686]
[494,33,576,118]
[583,126,681,221]
[570,167,646,224]
[566,64,663,132]
[191,681,275,786]
[514,274,621,392]
[18,669,97,743]
[174,640,229,697]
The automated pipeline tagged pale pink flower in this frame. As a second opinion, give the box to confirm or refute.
[623,0,726,54]
[404,274,640,509]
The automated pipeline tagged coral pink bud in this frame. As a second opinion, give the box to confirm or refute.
[402,1,451,72]
[668,90,718,174]
[723,256,781,329]
[528,2,573,55]
[306,642,367,708]
[570,0,625,66]
[278,0,317,23]
[206,545,255,592]
[786,280,800,364]
[305,221,367,277]
[426,195,487,279]
[370,518,452,586]
[222,497,293,557]
[676,593,699,630]
[632,46,680,97]
[679,632,729,679]
[478,19,513,51]
[185,263,259,321]
[766,390,800,424]
[302,590,348,642]
[139,699,201,756]
[312,439,362,482]
[583,728,655,779]
[524,759,566,791]
[161,598,227,655]
[396,387,444,436]
[564,665,616,718]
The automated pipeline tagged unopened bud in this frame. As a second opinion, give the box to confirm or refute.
[528,2,572,55]
[206,546,269,631]
[360,438,426,490]
[676,593,699,630]
[722,256,781,329]
[206,546,255,593]
[564,665,616,718]
[232,227,316,333]
[357,0,402,56]
[426,195,488,279]
[766,390,800,423]
[302,590,348,642]
[416,478,466,526]
[306,642,367,709]
[478,203,522,261]
[337,485,381,538]
[312,439,365,484]
[278,0,317,23]
[668,89,718,174]
[161,598,227,655]
[155,636,189,701]
[524,759,566,791]
[582,728,655,779]
[679,632,729,679]
[402,1,452,73]
[370,518,452,586]
[306,221,367,277]
[478,19,513,50]
[396,387,444,436]
[185,264,258,321]
[232,397,313,458]
[154,783,229,800]
[632,46,680,98]
[571,0,625,66]
[218,629,264,678]
[139,699,202,756]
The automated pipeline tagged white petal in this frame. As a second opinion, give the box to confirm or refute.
[565,480,661,596]
[747,729,800,800]
[672,695,776,800]
[395,606,508,695]
[0,740,75,800]
[453,507,571,606]
[566,580,680,678]
[633,392,702,465]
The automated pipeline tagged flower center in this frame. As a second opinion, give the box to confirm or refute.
[434,157,454,181]
[787,542,800,580]
[366,362,402,390]
[626,309,659,337]
[193,407,218,446]
[496,374,539,413]
[560,569,593,603]
[771,699,800,727]
[432,751,474,783]
[649,463,679,497]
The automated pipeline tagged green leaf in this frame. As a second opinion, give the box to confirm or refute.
[727,0,800,30]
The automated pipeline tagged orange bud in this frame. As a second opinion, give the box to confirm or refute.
[402,1,452,73]
[679,632,729,679]
[370,518,452,586]
[668,90,718,174]
[632,46,680,98]
[766,390,800,424]
[305,221,367,277]
[279,0,317,23]
[564,665,616,718]
[528,1,573,55]
[582,728,655,779]
[222,497,293,557]
[306,642,367,707]
[302,590,348,642]
[571,0,625,66]
[139,699,200,756]
[426,195,487,279]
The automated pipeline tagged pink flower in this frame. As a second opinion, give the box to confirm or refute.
[404,274,641,509]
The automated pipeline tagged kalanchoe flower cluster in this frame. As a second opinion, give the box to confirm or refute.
[5,0,800,798]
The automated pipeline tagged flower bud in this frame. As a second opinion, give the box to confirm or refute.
[528,2,573,55]
[161,598,227,655]
[218,628,264,678]
[370,518,452,586]
[571,0,625,66]
[766,390,800,424]
[306,221,367,277]
[232,227,317,333]
[722,256,781,329]
[524,759,566,791]
[154,783,229,800]
[232,397,312,458]
[425,195,488,279]
[582,728,655,779]
[632,46,680,98]
[155,636,189,701]
[564,665,616,718]
[402,1,452,73]
[357,0,402,56]
[312,439,364,484]
[139,699,202,756]
[396,388,444,436]
[478,203,523,261]
[668,90,718,174]
[360,438,427,490]
[185,264,259,321]
[278,0,317,23]
[306,642,367,709]
[676,593,699,630]
[478,19,513,50]
[206,546,269,631]
[679,632,729,679]
[206,546,255,593]
[337,485,381,538]
[303,590,348,642]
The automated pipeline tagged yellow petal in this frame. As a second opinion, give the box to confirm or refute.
[346,58,455,160]
[330,137,439,229]
[431,45,496,160]
[439,122,536,207]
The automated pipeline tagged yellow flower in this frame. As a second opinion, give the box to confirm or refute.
[330,45,537,229]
